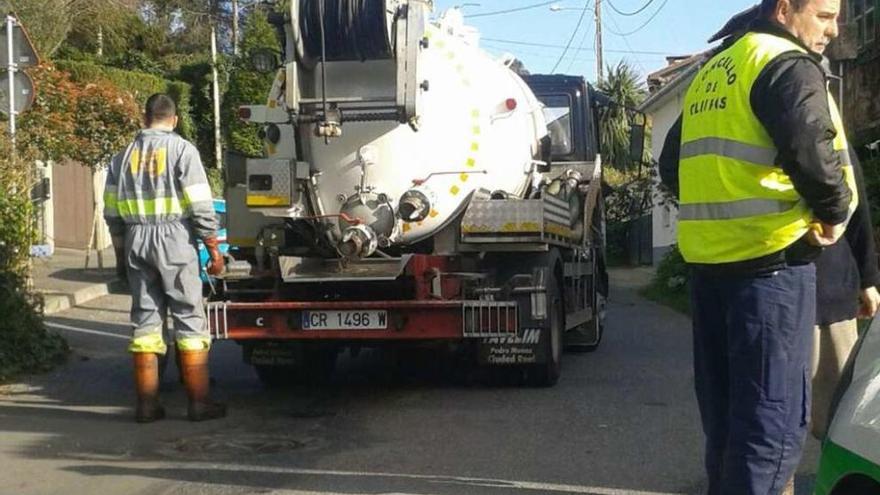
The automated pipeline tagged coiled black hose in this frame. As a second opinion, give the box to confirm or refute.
[300,0,392,62]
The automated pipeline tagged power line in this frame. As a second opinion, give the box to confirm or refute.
[481,42,666,63]
[605,7,647,74]
[604,0,670,36]
[565,20,594,73]
[482,37,669,56]
[550,0,593,73]
[465,1,559,18]
[607,0,656,16]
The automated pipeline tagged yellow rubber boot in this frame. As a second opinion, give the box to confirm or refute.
[179,349,227,422]
[133,353,165,423]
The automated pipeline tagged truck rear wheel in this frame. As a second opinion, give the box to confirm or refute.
[527,271,563,387]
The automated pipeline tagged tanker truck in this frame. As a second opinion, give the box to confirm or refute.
[209,0,640,387]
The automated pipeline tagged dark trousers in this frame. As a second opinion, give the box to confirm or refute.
[690,264,815,495]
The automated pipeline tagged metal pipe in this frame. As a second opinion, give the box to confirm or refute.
[211,23,222,169]
[7,15,17,149]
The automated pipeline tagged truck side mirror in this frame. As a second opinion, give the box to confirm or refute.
[629,122,646,165]
[538,135,552,173]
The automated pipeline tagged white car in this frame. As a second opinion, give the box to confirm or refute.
[814,315,880,494]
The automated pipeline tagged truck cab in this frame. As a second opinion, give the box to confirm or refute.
[524,75,601,163]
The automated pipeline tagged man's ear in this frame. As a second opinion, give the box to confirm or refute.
[774,0,791,24]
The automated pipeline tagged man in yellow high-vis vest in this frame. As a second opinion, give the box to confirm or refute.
[659,1,855,493]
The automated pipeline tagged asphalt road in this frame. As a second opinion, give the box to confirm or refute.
[0,269,821,495]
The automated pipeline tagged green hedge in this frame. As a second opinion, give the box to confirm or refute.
[55,60,195,142]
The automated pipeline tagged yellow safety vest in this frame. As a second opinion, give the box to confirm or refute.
[678,32,857,264]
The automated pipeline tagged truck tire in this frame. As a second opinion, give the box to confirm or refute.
[528,270,563,387]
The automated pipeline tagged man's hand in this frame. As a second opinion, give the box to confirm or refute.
[203,236,226,277]
[859,286,880,319]
[805,222,845,247]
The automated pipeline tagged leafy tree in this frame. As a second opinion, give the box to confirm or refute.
[597,61,647,171]
[222,8,280,156]
[11,0,140,59]
[9,0,71,58]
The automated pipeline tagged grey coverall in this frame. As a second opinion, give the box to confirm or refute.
[103,129,218,354]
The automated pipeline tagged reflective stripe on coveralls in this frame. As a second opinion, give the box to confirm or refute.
[127,333,211,354]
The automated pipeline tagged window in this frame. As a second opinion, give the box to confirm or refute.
[538,95,574,157]
[852,0,876,48]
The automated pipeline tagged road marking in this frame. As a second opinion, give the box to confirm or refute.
[125,462,682,495]
[44,322,129,340]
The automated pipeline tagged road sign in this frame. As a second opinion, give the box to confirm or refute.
[0,69,34,115]
[0,19,38,67]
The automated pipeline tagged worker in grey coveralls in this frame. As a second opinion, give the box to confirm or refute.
[104,94,226,423]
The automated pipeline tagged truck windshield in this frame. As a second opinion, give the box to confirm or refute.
[538,95,574,157]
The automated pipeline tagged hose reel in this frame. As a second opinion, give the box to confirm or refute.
[299,0,393,62]
[287,0,427,130]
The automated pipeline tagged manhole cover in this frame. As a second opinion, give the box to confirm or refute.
[158,433,306,459]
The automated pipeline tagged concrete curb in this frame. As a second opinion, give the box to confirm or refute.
[41,279,126,315]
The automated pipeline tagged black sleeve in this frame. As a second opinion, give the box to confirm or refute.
[751,55,851,225]
[845,150,880,289]
[658,114,683,199]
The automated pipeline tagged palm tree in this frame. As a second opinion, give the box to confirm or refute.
[597,61,647,172]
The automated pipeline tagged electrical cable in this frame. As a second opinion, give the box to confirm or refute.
[604,0,670,37]
[300,0,392,61]
[607,0,656,17]
[550,0,592,73]
[483,37,668,56]
[604,8,646,74]
[465,0,559,18]
[564,21,593,73]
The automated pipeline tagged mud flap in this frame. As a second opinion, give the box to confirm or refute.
[477,289,552,366]
[478,327,548,366]
[478,250,562,369]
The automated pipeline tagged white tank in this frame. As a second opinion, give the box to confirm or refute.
[268,8,547,254]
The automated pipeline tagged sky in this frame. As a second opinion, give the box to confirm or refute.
[432,0,758,82]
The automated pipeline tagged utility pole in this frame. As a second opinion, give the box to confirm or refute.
[232,0,240,56]
[595,0,603,83]
[211,23,222,170]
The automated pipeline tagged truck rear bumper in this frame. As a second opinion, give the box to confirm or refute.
[207,300,520,341]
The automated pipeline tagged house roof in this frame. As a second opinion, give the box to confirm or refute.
[639,53,708,114]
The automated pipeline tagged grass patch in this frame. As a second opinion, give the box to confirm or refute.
[640,283,691,315]
[640,246,691,316]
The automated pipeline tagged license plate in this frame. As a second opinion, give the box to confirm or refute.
[302,310,388,330]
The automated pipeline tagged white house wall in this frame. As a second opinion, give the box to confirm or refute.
[650,93,684,265]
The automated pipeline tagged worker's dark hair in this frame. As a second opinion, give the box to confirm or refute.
[760,0,808,16]
[144,93,177,125]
